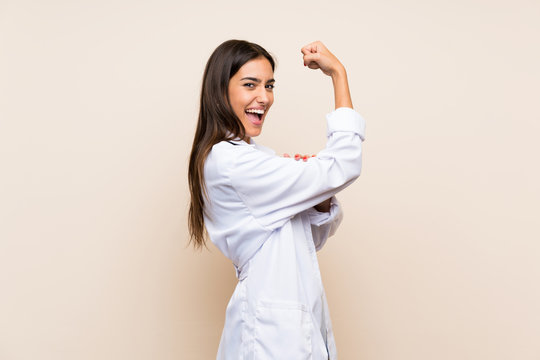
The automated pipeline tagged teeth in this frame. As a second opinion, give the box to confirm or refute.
[245,109,265,115]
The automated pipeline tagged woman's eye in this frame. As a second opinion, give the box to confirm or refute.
[266,84,275,90]
[243,83,255,88]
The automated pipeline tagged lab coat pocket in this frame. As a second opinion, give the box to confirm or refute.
[254,300,312,360]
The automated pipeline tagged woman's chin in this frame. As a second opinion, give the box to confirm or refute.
[246,128,262,139]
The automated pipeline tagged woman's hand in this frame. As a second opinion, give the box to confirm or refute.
[301,41,344,77]
[283,153,316,162]
[301,41,353,109]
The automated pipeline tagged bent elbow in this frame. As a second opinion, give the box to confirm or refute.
[345,156,363,182]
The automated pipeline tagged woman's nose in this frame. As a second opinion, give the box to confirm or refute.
[256,88,269,104]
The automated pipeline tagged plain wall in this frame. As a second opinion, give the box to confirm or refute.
[1,0,539,359]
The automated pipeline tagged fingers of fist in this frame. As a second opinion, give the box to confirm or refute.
[303,52,321,68]
[302,41,323,66]
[300,41,341,75]
[283,153,317,162]
[301,41,325,56]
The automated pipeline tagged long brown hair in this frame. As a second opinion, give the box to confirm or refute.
[188,40,275,249]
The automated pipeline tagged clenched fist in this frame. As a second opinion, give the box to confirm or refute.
[301,41,345,77]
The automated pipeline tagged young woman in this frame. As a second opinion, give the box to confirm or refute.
[188,39,366,359]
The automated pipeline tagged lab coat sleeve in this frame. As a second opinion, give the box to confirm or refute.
[306,196,343,251]
[229,107,365,231]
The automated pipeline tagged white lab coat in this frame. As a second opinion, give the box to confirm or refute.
[203,107,366,359]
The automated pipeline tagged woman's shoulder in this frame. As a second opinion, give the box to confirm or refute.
[211,139,275,156]
[210,139,254,156]
[205,139,276,176]
[206,140,256,174]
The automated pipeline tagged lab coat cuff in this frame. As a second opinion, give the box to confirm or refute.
[326,107,366,141]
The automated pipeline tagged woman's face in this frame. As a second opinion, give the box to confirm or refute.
[228,56,275,142]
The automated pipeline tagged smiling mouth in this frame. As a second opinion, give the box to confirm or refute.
[246,108,264,117]
[245,108,265,122]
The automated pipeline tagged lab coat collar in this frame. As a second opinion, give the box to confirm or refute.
[227,138,253,146]
[224,131,253,146]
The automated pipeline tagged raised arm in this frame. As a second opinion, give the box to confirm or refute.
[301,41,353,109]
[302,41,353,212]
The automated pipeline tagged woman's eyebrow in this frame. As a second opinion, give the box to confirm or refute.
[240,77,276,83]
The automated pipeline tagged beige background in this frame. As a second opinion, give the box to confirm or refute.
[1,0,539,359]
